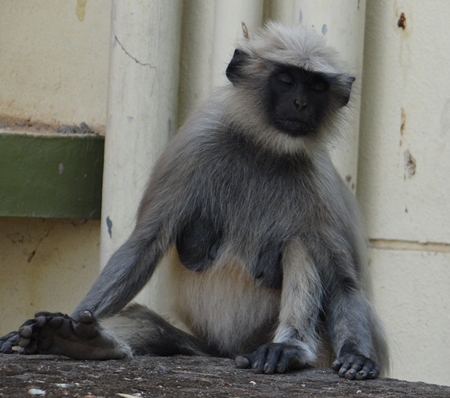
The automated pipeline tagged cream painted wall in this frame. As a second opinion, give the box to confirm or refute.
[0,0,111,333]
[0,0,111,130]
[0,218,100,331]
[358,0,450,386]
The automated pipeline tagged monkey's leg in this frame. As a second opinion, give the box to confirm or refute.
[15,304,212,360]
[101,304,214,357]
[236,239,322,374]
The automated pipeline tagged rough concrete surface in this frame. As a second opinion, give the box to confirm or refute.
[1,355,449,397]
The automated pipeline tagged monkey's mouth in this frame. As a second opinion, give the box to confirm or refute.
[275,119,314,137]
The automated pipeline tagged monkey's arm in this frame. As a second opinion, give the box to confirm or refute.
[71,221,167,319]
[326,278,380,380]
[72,134,203,320]
[323,178,383,379]
[236,239,322,373]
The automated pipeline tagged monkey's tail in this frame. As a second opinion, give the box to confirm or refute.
[100,303,218,357]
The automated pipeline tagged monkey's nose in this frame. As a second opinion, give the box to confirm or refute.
[293,99,308,110]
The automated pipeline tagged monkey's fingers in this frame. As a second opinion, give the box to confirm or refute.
[235,343,308,374]
[356,359,380,380]
[236,352,274,372]
[235,354,252,369]
[332,354,379,380]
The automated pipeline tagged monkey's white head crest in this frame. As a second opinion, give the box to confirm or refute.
[238,22,349,77]
[217,22,355,155]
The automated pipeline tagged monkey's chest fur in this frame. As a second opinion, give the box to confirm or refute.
[175,131,345,290]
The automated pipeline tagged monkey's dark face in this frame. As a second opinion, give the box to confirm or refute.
[226,48,354,142]
[267,67,330,137]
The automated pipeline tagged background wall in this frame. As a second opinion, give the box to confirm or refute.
[0,218,100,322]
[0,0,111,129]
[358,0,450,386]
[0,0,449,387]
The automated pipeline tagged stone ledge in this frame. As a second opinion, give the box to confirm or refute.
[1,355,448,397]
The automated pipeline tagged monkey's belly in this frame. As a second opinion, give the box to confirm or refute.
[155,248,281,356]
[175,214,284,289]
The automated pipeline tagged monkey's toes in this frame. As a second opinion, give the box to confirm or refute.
[72,310,100,339]
[14,318,42,354]
[18,325,34,348]
[0,331,20,353]
[77,310,94,323]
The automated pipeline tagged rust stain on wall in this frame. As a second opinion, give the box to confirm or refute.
[397,12,407,29]
[404,150,416,179]
[399,108,406,146]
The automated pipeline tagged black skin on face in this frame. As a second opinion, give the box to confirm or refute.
[267,66,330,137]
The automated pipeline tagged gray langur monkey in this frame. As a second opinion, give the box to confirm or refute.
[0,23,388,380]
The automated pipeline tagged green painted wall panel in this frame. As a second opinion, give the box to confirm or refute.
[0,133,104,219]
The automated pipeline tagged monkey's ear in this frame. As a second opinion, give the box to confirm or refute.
[335,75,356,107]
[226,49,250,85]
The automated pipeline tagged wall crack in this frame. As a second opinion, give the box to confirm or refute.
[114,34,157,70]
[27,226,55,263]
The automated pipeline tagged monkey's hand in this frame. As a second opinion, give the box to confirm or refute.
[5,310,129,360]
[332,354,380,380]
[235,343,309,374]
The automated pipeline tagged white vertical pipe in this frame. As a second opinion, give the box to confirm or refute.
[210,0,264,87]
[101,1,182,304]
[178,0,216,124]
[178,0,264,126]
[267,0,366,191]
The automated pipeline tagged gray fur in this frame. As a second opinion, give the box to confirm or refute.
[1,23,388,379]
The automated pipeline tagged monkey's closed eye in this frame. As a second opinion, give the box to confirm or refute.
[276,72,295,86]
[310,79,329,92]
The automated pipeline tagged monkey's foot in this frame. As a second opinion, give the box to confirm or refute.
[0,330,24,353]
[332,354,380,380]
[16,311,130,360]
[235,343,308,374]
